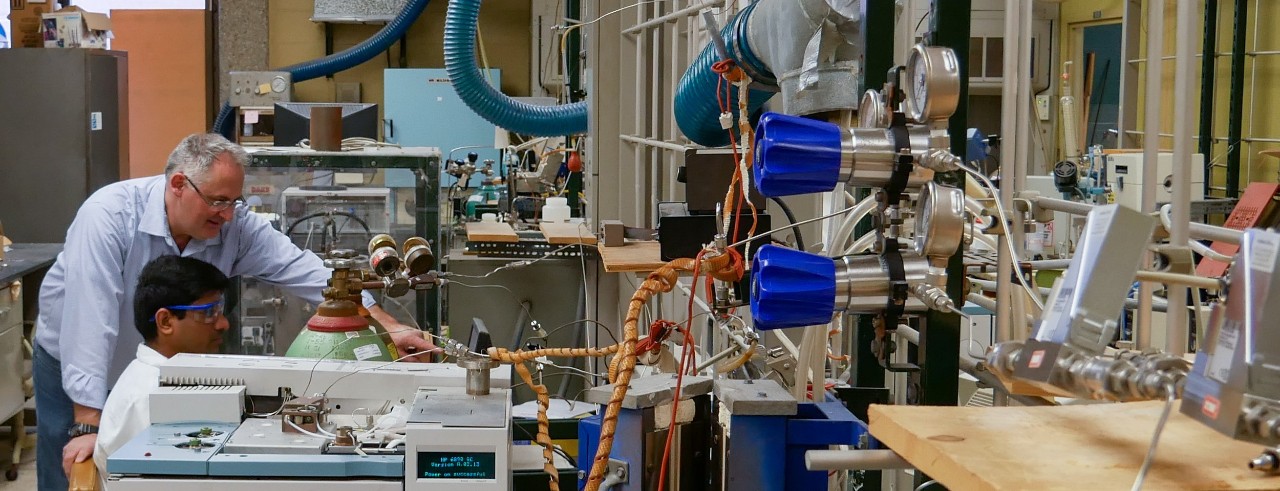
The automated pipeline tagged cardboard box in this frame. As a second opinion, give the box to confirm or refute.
[41,6,113,49]
[8,0,57,48]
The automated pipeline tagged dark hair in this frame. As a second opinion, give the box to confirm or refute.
[133,255,229,341]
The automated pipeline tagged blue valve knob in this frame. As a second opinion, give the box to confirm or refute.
[753,112,843,197]
[751,244,837,330]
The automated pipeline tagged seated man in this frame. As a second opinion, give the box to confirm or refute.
[85,255,230,474]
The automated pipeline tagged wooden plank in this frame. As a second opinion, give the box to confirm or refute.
[598,241,666,273]
[539,222,598,245]
[869,401,1278,490]
[465,222,519,243]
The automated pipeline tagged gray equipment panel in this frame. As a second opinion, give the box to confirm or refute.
[583,374,713,409]
[408,389,508,428]
[713,378,797,416]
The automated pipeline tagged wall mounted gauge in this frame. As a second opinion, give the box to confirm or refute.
[858,89,890,129]
[903,44,961,124]
[271,76,289,93]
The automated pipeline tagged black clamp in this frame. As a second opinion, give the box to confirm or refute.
[874,109,920,373]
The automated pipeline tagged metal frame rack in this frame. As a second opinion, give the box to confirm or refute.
[240,147,443,341]
[1119,0,1280,198]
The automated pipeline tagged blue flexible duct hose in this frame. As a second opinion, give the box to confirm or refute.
[443,0,586,135]
[213,0,432,138]
[674,8,774,147]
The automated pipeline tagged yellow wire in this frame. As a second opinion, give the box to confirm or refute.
[478,24,494,86]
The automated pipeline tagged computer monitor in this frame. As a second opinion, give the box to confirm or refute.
[274,102,379,147]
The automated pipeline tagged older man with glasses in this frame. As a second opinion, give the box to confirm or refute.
[32,133,439,490]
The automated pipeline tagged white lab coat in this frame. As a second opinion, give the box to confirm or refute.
[93,344,164,474]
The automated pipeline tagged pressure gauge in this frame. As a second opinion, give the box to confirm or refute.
[271,76,289,93]
[858,89,890,129]
[913,181,965,259]
[903,44,961,124]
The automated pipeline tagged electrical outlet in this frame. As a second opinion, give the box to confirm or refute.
[1035,95,1051,121]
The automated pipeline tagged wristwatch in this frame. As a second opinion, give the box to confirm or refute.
[68,423,98,438]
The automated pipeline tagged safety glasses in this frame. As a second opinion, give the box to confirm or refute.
[152,299,225,324]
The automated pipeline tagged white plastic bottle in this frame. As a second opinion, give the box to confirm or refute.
[542,197,570,223]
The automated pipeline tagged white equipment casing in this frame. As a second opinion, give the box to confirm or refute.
[1105,152,1205,211]
[404,388,513,491]
[159,354,512,400]
[149,386,246,424]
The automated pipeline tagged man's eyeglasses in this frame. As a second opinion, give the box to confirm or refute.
[152,299,225,324]
[184,176,245,212]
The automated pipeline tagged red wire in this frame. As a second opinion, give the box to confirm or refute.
[656,252,704,491]
[658,62,758,490]
[715,68,749,255]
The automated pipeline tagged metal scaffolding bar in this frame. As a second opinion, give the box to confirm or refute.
[853,1,897,417]
[1169,0,1198,356]
[623,0,723,34]
[1226,0,1248,198]
[1138,0,1164,350]
[1200,0,1219,197]
[1117,0,1143,148]
[920,0,968,412]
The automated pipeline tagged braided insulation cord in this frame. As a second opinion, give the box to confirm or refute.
[512,361,559,491]
[488,253,742,490]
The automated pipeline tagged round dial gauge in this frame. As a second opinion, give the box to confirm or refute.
[271,76,289,93]
[903,44,961,123]
[858,89,890,129]
[913,182,965,258]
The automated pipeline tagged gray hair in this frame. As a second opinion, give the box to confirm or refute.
[164,133,250,183]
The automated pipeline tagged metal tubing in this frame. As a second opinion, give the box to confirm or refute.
[716,321,754,352]
[969,278,1170,313]
[1030,196,1243,244]
[1185,224,1243,245]
[1226,0,1247,198]
[1025,259,1073,270]
[1031,196,1097,216]
[995,0,1023,344]
[1136,270,1221,292]
[1199,0,1219,197]
[805,450,913,471]
[623,0,724,34]
[1169,0,1196,356]
[695,345,739,372]
[1139,0,1164,351]
[619,134,688,152]
[1011,0,1032,340]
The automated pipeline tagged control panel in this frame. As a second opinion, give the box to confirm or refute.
[228,71,292,107]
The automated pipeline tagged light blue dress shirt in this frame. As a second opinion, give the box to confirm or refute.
[35,175,375,409]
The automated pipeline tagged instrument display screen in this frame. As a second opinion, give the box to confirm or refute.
[417,451,496,480]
